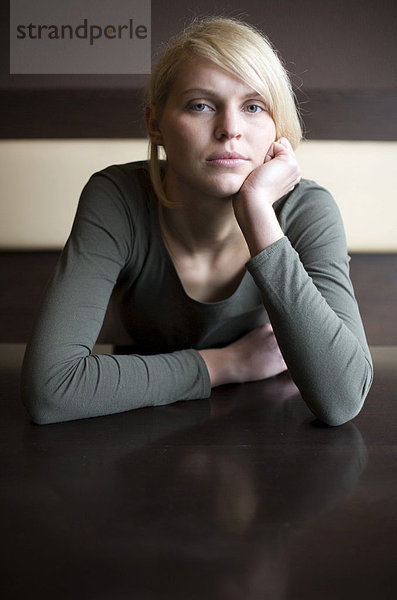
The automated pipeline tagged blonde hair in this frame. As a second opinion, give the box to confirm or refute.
[146,17,302,206]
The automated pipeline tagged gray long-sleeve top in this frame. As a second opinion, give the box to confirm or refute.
[21,161,373,425]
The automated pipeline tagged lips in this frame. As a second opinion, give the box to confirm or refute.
[206,151,248,167]
[207,151,247,161]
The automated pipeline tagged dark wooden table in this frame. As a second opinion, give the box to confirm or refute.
[1,344,396,599]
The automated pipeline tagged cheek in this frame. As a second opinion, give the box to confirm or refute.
[264,121,277,143]
[163,123,204,157]
[257,125,276,154]
[253,135,274,159]
[260,116,276,139]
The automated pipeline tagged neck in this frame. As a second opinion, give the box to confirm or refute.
[160,195,244,256]
[160,170,245,254]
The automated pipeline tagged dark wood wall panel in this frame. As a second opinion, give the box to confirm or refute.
[1,251,396,345]
[1,88,396,140]
[0,89,148,139]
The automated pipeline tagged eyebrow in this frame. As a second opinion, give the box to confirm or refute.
[180,87,264,100]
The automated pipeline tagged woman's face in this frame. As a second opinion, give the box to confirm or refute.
[149,57,277,203]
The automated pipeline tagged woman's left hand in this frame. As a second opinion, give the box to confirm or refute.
[239,137,301,205]
[233,137,301,255]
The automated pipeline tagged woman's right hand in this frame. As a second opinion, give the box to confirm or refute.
[199,324,287,388]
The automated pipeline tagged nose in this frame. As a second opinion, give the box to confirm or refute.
[214,107,242,141]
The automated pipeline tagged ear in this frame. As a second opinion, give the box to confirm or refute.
[145,104,164,145]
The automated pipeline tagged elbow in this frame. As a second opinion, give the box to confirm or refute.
[318,402,364,427]
[26,409,55,426]
[309,393,365,427]
[21,358,67,425]
[26,404,59,426]
[21,381,62,425]
[21,340,98,424]
[305,358,374,427]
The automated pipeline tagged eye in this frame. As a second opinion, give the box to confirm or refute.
[189,102,212,112]
[245,104,265,114]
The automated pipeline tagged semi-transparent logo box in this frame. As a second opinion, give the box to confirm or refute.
[10,0,151,74]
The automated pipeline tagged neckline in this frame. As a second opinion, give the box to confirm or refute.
[150,194,249,308]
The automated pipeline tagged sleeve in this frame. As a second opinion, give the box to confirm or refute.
[21,169,211,425]
[246,181,373,426]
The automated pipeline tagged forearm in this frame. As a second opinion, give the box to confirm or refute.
[247,238,373,425]
[22,340,211,424]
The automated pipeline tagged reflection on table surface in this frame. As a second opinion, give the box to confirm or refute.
[0,344,396,599]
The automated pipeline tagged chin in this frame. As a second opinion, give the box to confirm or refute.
[208,174,247,198]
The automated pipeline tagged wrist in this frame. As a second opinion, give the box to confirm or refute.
[234,199,284,256]
[198,347,236,387]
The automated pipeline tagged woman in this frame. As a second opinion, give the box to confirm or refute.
[21,17,373,425]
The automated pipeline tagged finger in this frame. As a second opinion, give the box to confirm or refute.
[277,137,293,150]
[271,140,290,157]
[264,143,275,162]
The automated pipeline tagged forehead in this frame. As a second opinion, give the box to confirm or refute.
[169,57,260,99]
